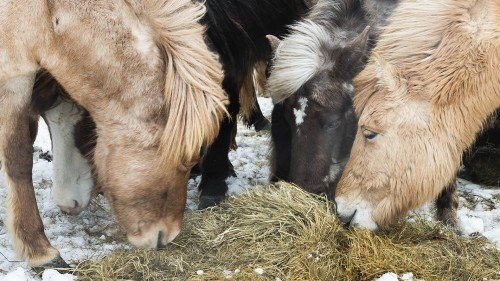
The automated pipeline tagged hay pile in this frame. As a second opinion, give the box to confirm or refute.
[73,183,500,280]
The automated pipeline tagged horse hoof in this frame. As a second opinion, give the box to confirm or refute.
[32,256,72,275]
[254,118,271,132]
[198,195,226,209]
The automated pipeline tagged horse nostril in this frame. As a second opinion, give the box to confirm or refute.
[73,200,79,209]
[156,231,165,249]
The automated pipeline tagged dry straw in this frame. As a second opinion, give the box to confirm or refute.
[72,183,500,280]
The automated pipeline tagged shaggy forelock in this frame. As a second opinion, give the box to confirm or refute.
[267,20,331,104]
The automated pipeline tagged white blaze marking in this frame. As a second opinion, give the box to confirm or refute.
[44,99,93,213]
[293,97,308,126]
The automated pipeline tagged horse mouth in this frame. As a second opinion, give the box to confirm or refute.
[157,231,166,249]
[338,209,357,227]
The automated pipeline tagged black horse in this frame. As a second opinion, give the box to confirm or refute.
[267,0,399,196]
[195,0,313,208]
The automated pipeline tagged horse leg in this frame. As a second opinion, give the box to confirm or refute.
[43,98,94,215]
[435,180,460,233]
[0,75,65,267]
[31,72,94,215]
[197,79,239,209]
[270,103,292,183]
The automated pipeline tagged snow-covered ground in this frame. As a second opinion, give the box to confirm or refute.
[0,97,499,280]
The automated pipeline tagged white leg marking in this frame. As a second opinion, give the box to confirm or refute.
[44,99,93,215]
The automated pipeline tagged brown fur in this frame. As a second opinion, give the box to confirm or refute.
[335,0,500,228]
[0,0,226,266]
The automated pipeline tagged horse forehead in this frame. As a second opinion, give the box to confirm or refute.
[359,95,430,131]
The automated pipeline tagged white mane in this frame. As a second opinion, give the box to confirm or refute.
[267,20,331,104]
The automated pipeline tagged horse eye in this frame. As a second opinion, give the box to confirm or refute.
[326,119,342,129]
[362,128,378,140]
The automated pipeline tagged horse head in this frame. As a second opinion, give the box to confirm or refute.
[267,2,371,196]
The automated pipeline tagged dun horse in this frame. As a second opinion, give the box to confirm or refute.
[28,0,313,211]
[335,0,500,230]
[0,0,226,267]
[267,0,398,196]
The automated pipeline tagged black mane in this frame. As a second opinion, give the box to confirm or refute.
[201,0,309,82]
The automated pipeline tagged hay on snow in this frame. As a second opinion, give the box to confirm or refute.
[72,183,500,281]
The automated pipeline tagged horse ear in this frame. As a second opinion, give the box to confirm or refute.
[373,53,405,93]
[336,26,371,75]
[266,35,281,51]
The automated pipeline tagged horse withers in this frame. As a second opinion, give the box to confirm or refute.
[335,0,500,230]
[266,0,398,196]
[0,0,227,267]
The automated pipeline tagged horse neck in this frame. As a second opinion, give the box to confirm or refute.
[432,71,500,164]
[307,0,361,26]
[37,1,166,133]
[361,0,399,33]
[374,0,500,166]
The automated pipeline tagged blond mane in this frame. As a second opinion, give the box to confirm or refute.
[356,0,500,130]
[138,0,228,166]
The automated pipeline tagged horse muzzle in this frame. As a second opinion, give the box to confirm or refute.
[127,220,181,249]
[335,197,378,230]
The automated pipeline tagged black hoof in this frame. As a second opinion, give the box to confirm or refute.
[254,117,271,132]
[33,256,72,275]
[198,195,226,209]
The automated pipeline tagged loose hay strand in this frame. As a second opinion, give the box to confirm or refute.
[74,183,500,281]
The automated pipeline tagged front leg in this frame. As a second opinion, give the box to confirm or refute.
[197,79,240,209]
[270,103,292,183]
[198,115,236,209]
[0,75,64,267]
[43,98,94,215]
[33,72,95,215]
[435,180,460,233]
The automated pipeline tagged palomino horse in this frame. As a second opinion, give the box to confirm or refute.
[266,0,398,196]
[193,0,312,209]
[335,0,500,230]
[24,0,309,214]
[0,0,227,267]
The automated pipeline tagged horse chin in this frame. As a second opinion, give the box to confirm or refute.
[335,197,378,231]
[127,219,182,249]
